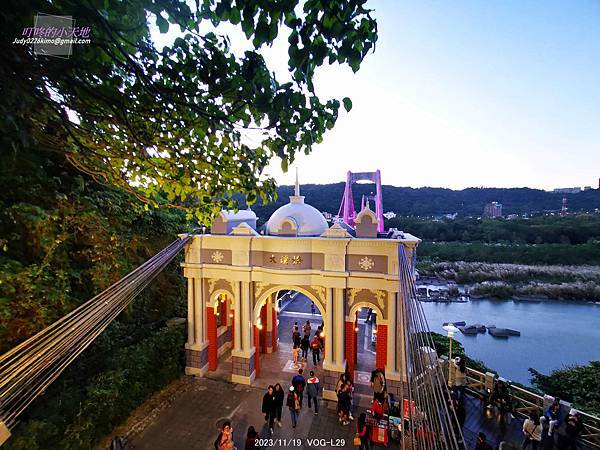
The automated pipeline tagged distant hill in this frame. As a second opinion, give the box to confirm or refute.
[249,184,600,222]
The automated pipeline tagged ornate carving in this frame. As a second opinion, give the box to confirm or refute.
[374,290,387,311]
[255,282,267,300]
[211,251,224,263]
[358,256,375,271]
[347,288,358,307]
[312,286,325,301]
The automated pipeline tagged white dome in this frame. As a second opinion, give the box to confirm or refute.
[266,195,328,236]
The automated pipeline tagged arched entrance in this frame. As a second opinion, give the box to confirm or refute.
[347,302,385,377]
[253,286,326,381]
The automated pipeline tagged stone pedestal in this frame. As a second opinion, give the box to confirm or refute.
[322,361,346,401]
[185,342,209,376]
[231,348,256,385]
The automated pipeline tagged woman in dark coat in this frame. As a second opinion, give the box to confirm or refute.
[273,383,284,428]
[261,385,277,434]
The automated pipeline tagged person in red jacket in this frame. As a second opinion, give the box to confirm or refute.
[356,412,370,450]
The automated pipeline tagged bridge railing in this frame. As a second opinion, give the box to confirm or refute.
[460,365,600,449]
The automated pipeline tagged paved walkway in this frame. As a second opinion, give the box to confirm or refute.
[117,293,547,450]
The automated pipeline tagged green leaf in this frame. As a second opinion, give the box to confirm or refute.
[342,97,352,112]
[156,15,169,33]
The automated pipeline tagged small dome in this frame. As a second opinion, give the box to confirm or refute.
[266,196,328,237]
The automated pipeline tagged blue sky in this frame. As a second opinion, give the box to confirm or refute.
[155,1,600,190]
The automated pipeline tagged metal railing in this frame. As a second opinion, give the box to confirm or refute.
[461,366,600,449]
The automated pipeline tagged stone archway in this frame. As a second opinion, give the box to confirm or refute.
[252,285,327,379]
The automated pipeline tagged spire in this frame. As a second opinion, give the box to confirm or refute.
[289,166,305,204]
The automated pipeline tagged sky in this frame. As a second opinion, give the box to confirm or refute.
[155,1,600,190]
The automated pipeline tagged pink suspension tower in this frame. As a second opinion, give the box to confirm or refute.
[337,170,384,232]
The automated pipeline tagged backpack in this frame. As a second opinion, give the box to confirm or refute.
[311,338,320,350]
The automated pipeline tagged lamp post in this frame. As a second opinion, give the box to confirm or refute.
[442,323,459,386]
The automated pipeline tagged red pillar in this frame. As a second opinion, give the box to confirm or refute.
[230,308,235,348]
[376,324,388,370]
[207,307,218,371]
[271,306,278,352]
[345,321,356,374]
[260,304,267,354]
[254,325,260,378]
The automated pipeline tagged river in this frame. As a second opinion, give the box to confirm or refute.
[421,298,600,386]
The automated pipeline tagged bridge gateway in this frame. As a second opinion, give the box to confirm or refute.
[181,176,419,401]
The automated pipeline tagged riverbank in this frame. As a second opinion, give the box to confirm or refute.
[418,261,600,302]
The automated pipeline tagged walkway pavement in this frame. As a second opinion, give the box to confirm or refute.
[116,293,546,450]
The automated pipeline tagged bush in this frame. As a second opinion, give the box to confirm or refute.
[6,325,186,450]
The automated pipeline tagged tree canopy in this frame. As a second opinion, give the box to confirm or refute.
[2,0,377,223]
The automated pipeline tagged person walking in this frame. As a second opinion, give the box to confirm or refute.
[337,384,352,425]
[300,334,310,361]
[286,386,300,428]
[273,383,284,428]
[452,357,467,400]
[311,303,316,315]
[522,411,542,450]
[306,370,320,415]
[310,334,322,365]
[244,426,258,450]
[291,344,300,368]
[291,369,306,407]
[262,385,277,435]
[356,412,370,450]
[558,409,584,450]
[214,421,235,450]
[303,320,311,337]
[371,368,386,403]
[345,379,355,420]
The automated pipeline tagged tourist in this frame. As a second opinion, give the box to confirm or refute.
[337,384,352,425]
[286,386,300,428]
[345,379,355,420]
[261,385,277,434]
[335,373,347,395]
[557,409,583,450]
[300,334,310,361]
[214,421,235,450]
[306,370,320,415]
[317,323,324,347]
[273,383,285,428]
[291,344,300,368]
[303,320,311,337]
[489,379,512,419]
[355,412,370,450]
[452,356,467,399]
[292,322,300,345]
[522,411,542,449]
[544,397,562,436]
[450,395,466,433]
[475,432,493,450]
[371,368,386,403]
[310,334,322,365]
[311,303,316,315]
[244,426,258,450]
[291,369,306,407]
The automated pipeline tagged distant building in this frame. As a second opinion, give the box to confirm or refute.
[483,202,503,218]
[583,186,592,191]
[383,211,396,220]
[444,213,457,220]
[553,187,581,194]
[506,214,519,220]
[561,197,568,216]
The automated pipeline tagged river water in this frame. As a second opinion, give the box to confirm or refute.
[421,298,600,385]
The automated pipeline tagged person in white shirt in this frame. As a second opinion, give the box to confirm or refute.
[522,411,542,449]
